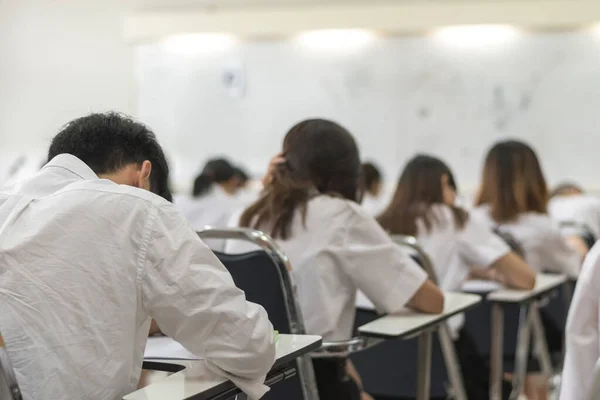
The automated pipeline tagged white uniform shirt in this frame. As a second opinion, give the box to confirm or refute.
[0,155,275,400]
[175,185,241,230]
[549,195,600,240]
[226,195,428,341]
[560,243,600,400]
[416,204,510,336]
[361,193,386,217]
[471,205,580,277]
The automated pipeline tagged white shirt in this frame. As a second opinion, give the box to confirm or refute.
[471,205,580,278]
[0,155,275,400]
[361,193,386,217]
[175,185,241,230]
[226,195,428,342]
[416,204,510,336]
[549,195,600,240]
[560,242,600,400]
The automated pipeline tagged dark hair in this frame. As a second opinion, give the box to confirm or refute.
[475,140,548,222]
[192,158,237,197]
[234,167,250,187]
[240,119,361,240]
[378,154,466,236]
[48,112,170,201]
[551,182,584,198]
[362,162,382,194]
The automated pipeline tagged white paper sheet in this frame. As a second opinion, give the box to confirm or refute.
[144,337,204,360]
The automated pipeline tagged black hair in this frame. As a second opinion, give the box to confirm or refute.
[361,162,382,194]
[47,112,170,201]
[192,158,237,197]
[234,167,249,184]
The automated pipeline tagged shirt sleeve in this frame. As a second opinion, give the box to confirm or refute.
[140,205,276,399]
[538,224,581,278]
[333,206,428,314]
[459,216,511,269]
[560,244,600,400]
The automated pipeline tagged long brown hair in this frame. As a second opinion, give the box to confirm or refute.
[475,140,548,223]
[378,154,467,236]
[239,119,361,239]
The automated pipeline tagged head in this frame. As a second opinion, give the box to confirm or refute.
[361,162,383,197]
[475,140,548,222]
[240,119,361,239]
[378,154,465,235]
[47,112,170,200]
[234,166,250,190]
[192,158,239,197]
[551,182,584,198]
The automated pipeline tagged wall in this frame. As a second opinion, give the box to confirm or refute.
[0,0,138,181]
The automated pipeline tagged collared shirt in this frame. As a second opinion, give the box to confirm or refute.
[226,195,428,342]
[0,154,275,400]
[414,204,510,337]
[471,205,581,278]
[561,242,600,400]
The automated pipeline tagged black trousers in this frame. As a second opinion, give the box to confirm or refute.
[454,328,512,400]
[312,358,362,400]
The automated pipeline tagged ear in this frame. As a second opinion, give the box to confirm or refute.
[138,160,152,191]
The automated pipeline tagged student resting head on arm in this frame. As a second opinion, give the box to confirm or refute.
[377,154,535,399]
[226,118,444,400]
[0,112,275,400]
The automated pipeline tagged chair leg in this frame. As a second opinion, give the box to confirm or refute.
[530,303,553,378]
[490,304,505,400]
[417,331,433,400]
[438,324,467,400]
[296,355,320,400]
[510,304,533,400]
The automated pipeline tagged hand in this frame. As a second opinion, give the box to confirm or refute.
[261,153,286,186]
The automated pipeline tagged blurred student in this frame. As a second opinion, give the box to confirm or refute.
[0,113,275,400]
[226,119,444,400]
[472,140,582,399]
[234,166,260,205]
[378,154,535,399]
[560,242,600,400]
[549,181,600,251]
[360,162,385,216]
[176,158,241,231]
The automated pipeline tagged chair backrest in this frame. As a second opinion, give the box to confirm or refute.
[492,227,526,258]
[197,228,318,400]
[390,235,440,284]
[0,331,22,400]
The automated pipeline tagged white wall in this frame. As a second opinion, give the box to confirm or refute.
[0,0,138,179]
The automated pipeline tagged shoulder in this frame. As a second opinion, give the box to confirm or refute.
[308,195,366,221]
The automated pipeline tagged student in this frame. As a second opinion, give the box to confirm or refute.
[175,158,242,231]
[472,140,582,277]
[549,181,600,251]
[226,119,444,400]
[360,162,385,216]
[378,154,535,399]
[560,242,600,400]
[0,113,276,400]
[472,140,582,399]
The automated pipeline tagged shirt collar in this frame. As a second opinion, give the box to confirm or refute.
[43,154,99,181]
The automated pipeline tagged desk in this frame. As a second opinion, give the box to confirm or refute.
[358,292,482,400]
[124,334,322,400]
[487,273,568,400]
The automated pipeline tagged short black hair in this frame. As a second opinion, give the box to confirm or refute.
[48,112,170,200]
[192,158,237,197]
[361,162,382,189]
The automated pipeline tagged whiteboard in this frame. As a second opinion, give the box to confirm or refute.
[135,31,600,191]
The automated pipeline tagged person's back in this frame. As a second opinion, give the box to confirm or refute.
[0,113,276,400]
[0,158,168,399]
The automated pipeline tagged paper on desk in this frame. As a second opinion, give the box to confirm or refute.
[144,336,204,360]
[461,280,503,293]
